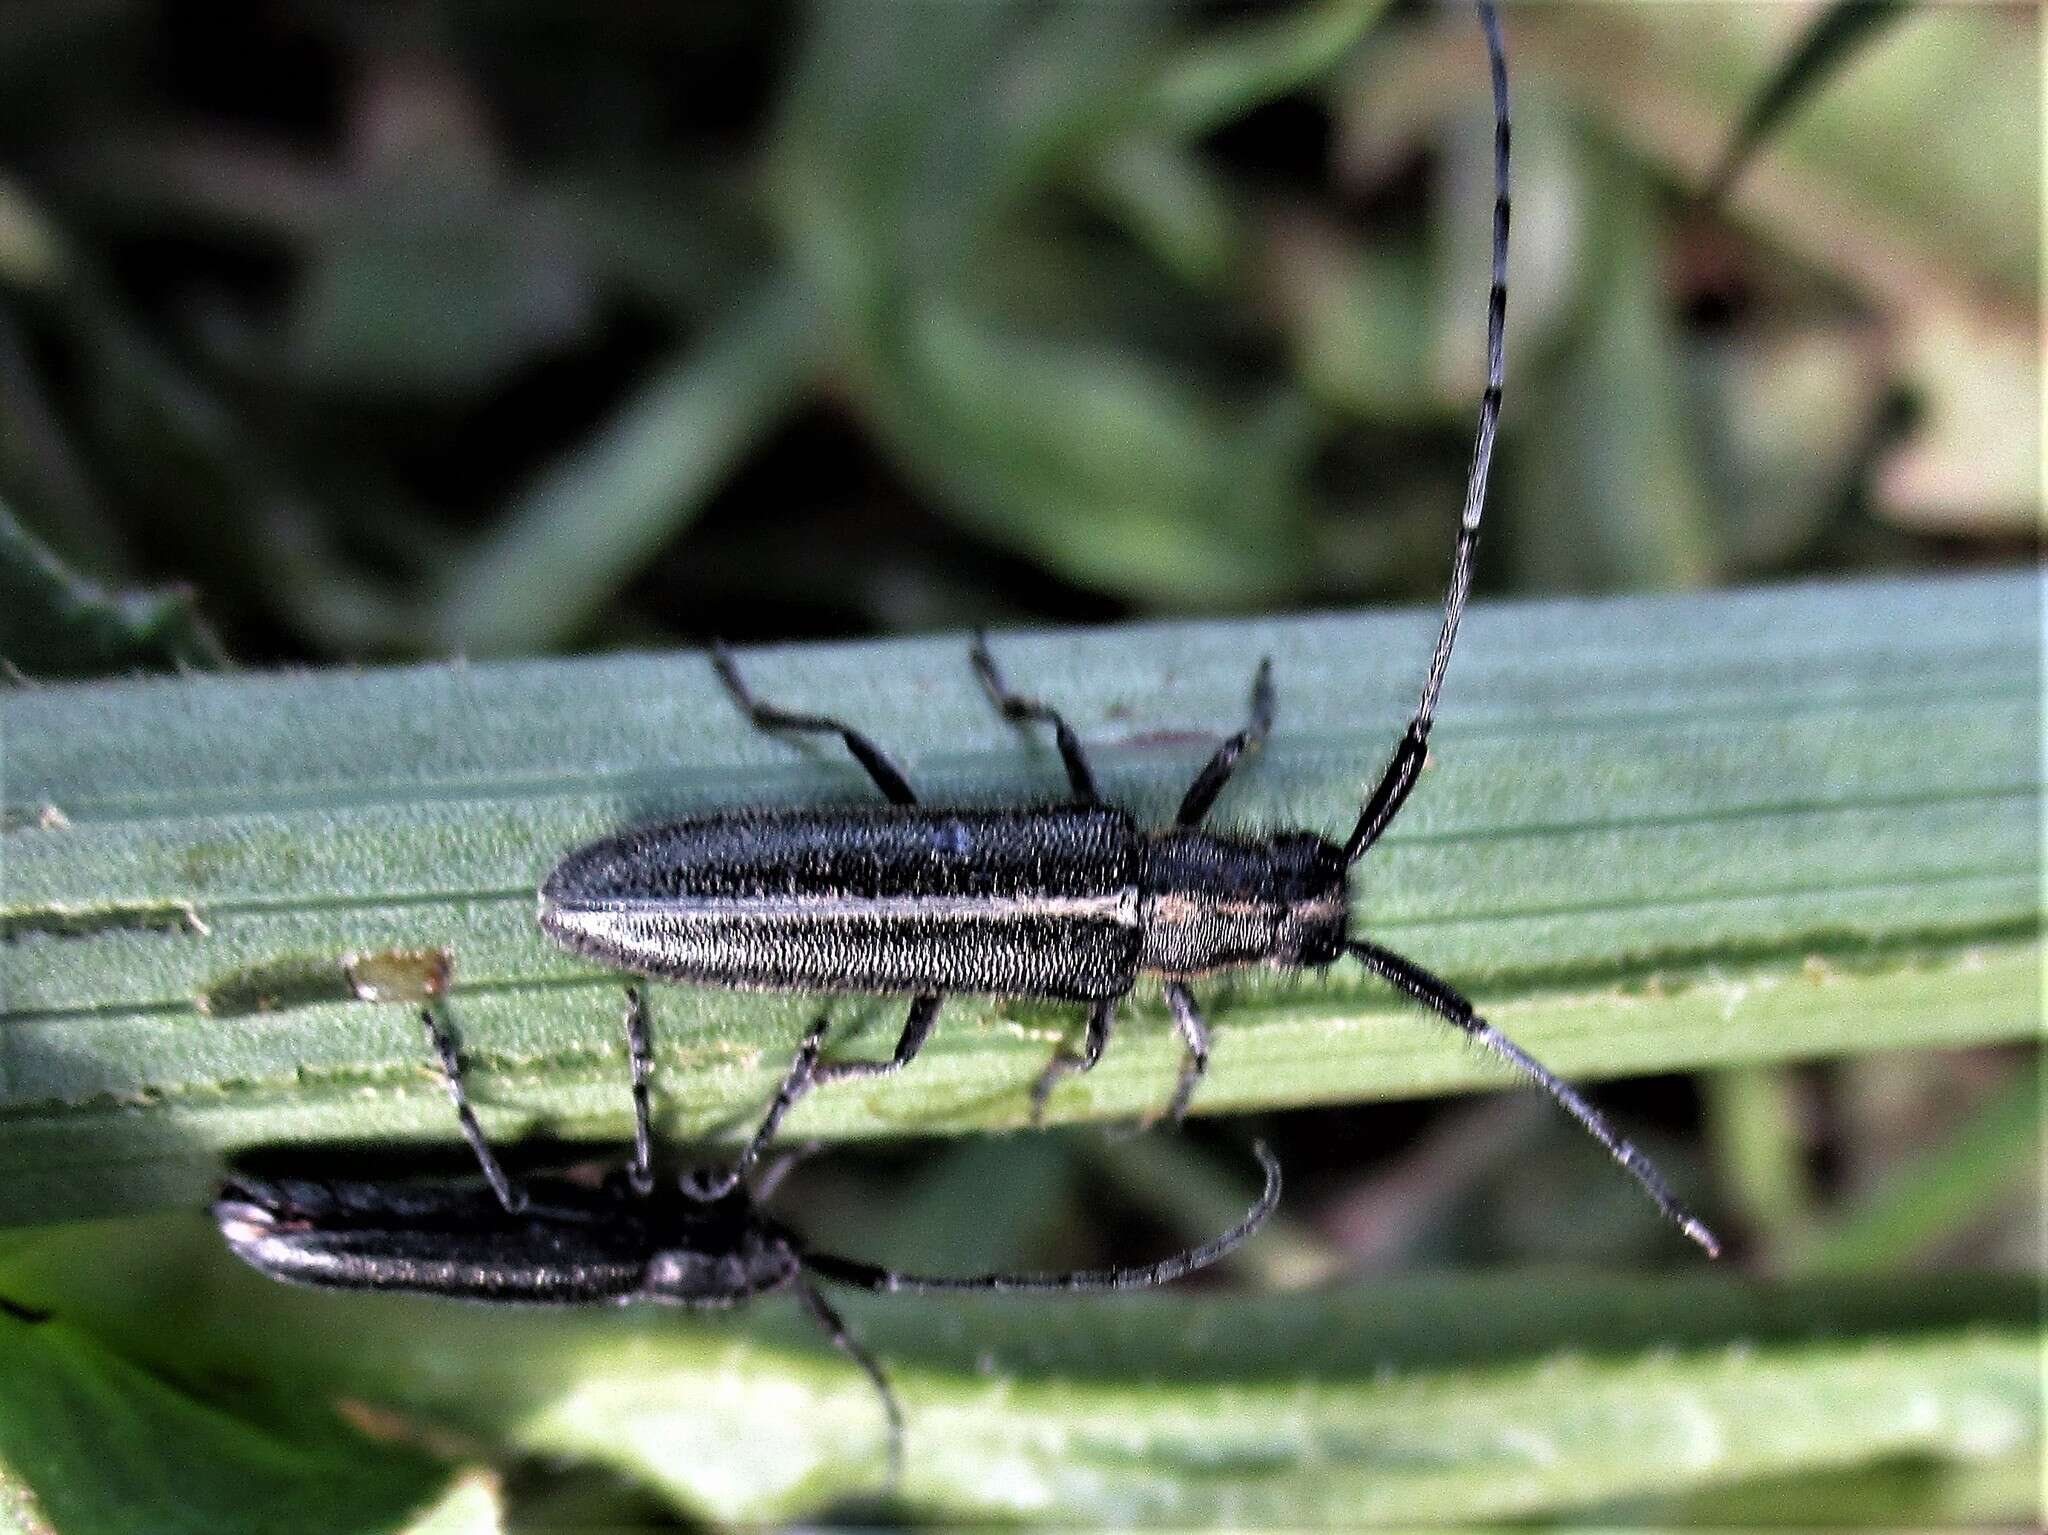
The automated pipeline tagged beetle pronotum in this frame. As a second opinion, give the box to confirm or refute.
[537,1,1718,1256]
[216,992,1281,1482]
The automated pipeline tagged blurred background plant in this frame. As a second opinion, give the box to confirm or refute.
[1,0,2034,667]
[0,0,2038,1529]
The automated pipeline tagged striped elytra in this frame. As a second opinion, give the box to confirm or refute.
[538,806,1350,1003]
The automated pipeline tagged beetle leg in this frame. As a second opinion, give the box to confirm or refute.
[795,1279,904,1492]
[418,1003,526,1214]
[1029,997,1115,1123]
[1175,658,1275,827]
[711,640,918,806]
[970,633,1100,804]
[815,993,942,1086]
[1157,982,1212,1123]
[1,1296,49,1324]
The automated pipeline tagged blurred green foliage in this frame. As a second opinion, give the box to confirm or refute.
[0,1,2033,664]
[0,1,2038,1529]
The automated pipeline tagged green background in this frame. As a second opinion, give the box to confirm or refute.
[0,1,2038,1528]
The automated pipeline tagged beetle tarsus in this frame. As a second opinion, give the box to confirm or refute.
[1029,996,1115,1124]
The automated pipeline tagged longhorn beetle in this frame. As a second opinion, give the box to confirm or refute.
[217,990,1281,1485]
[537,2,1719,1257]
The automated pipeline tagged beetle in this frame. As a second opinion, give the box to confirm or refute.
[216,990,1282,1482]
[535,2,1718,1257]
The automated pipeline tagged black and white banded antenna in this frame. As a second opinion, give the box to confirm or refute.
[1346,0,1511,868]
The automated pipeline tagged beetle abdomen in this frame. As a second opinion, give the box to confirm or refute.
[539,805,1143,1002]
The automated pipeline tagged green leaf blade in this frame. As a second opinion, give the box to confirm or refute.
[0,1310,449,1535]
[25,1227,2040,1527]
[1,572,2036,1226]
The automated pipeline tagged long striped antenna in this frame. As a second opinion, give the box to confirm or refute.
[1345,0,1510,865]
[1331,8,1719,1258]
[1349,942,1721,1256]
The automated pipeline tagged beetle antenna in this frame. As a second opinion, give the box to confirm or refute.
[1346,940,1721,1256]
[754,1140,825,1201]
[803,1141,1279,1294]
[1345,0,1509,866]
[624,986,656,1195]
[691,1016,831,1201]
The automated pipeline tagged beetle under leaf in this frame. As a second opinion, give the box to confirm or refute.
[217,990,1282,1485]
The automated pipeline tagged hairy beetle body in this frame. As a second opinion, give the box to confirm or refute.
[539,806,1351,1003]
